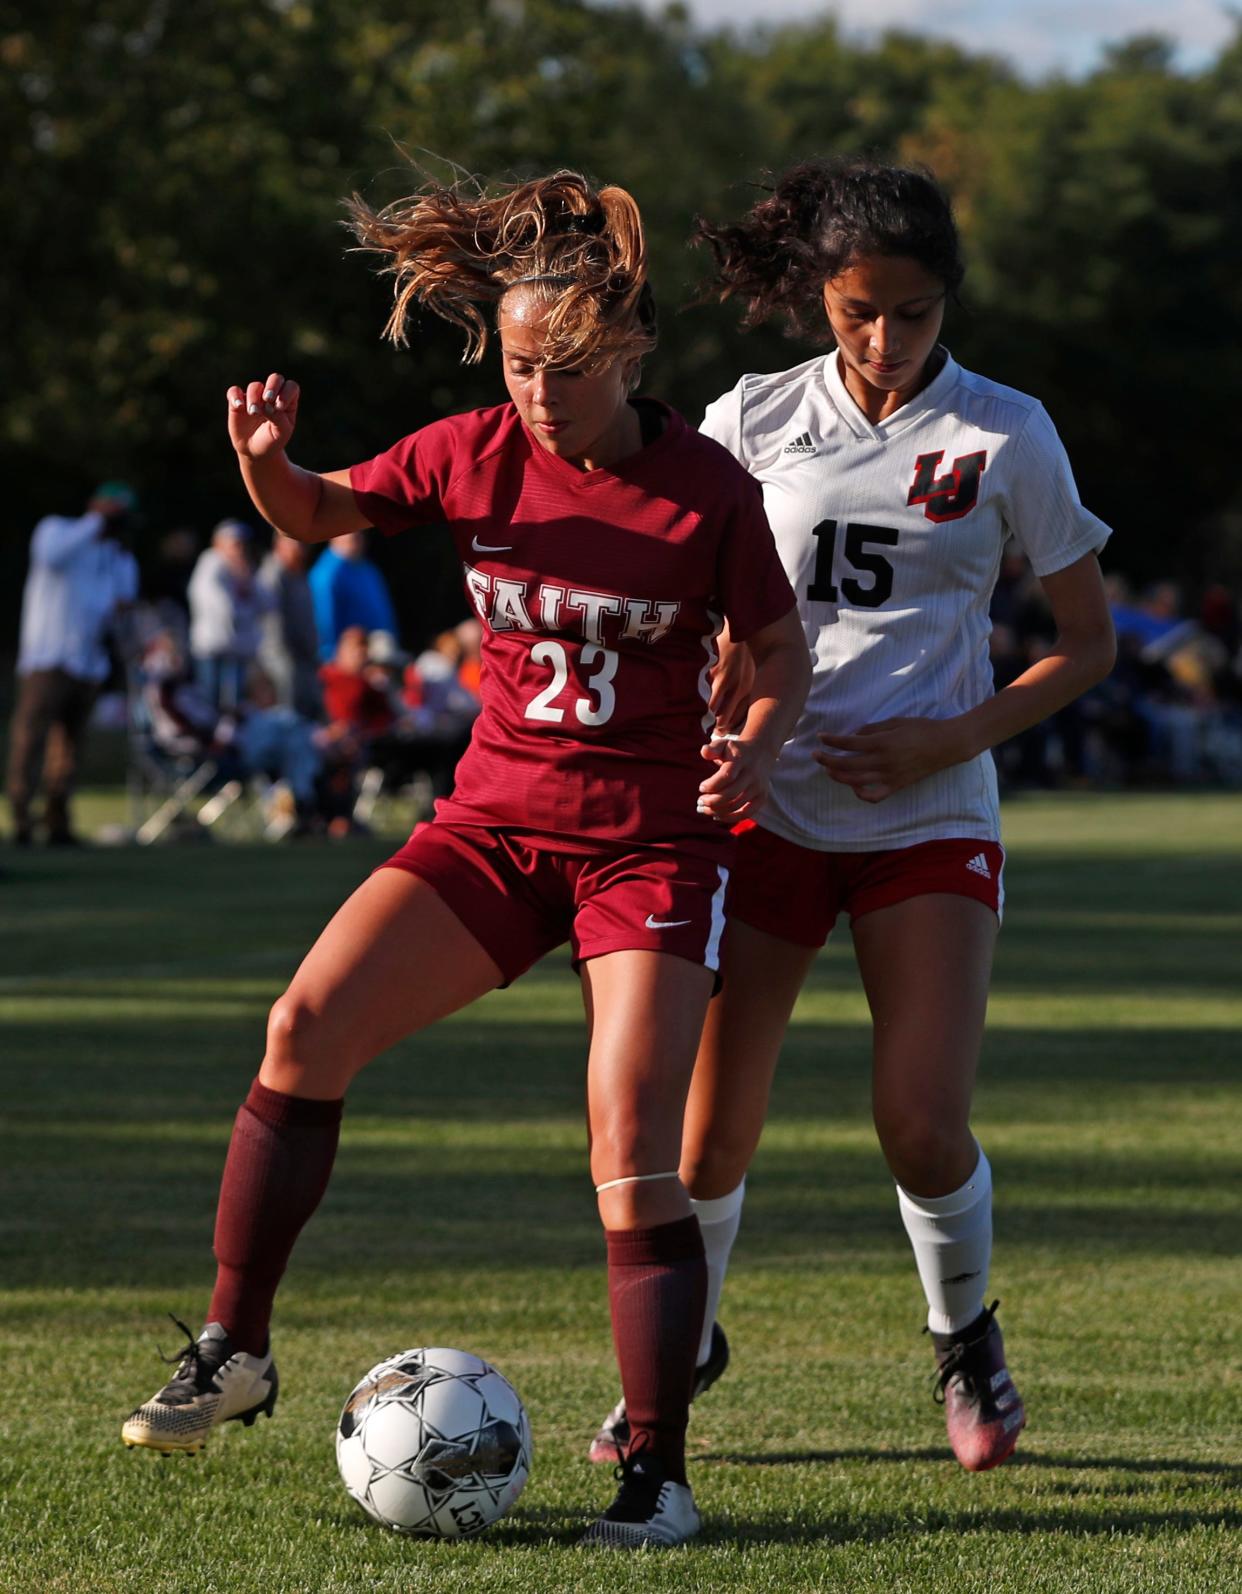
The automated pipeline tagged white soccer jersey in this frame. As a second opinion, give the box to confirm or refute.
[702,349,1111,851]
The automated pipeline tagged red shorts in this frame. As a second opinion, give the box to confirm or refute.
[729,825,1005,949]
[379,822,731,985]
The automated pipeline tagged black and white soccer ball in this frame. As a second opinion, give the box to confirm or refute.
[335,1346,532,1538]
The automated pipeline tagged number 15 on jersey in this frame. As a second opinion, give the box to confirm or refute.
[807,520,899,608]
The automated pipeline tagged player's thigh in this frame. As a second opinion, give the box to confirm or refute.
[680,921,817,1199]
[262,866,502,1095]
[851,892,997,1148]
[583,949,714,1221]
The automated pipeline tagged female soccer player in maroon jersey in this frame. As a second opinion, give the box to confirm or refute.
[589,158,1116,1474]
[120,170,810,1547]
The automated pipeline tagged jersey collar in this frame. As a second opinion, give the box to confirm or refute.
[821,346,961,442]
[518,400,685,487]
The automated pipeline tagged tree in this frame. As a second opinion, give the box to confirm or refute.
[5,0,1242,650]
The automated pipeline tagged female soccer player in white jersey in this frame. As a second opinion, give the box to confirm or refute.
[119,170,810,1548]
[590,158,1116,1474]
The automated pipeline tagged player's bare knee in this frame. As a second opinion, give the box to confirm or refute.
[263,991,358,1077]
[589,1124,677,1188]
[681,1139,751,1201]
[265,993,315,1058]
[877,1112,973,1193]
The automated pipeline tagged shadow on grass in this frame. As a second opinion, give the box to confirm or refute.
[320,1501,584,1548]
[2,1126,1238,1290]
[321,1491,1242,1551]
[695,1505,1242,1546]
[703,1446,1242,1484]
[4,1018,1240,1128]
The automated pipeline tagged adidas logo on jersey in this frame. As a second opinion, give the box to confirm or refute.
[966,853,992,879]
[783,431,816,455]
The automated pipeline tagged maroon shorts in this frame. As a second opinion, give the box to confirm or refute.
[729,824,1005,949]
[379,822,731,985]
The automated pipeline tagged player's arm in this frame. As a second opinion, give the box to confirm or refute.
[707,621,756,734]
[960,551,1115,743]
[33,511,111,568]
[815,551,1116,802]
[227,371,368,545]
[699,604,811,822]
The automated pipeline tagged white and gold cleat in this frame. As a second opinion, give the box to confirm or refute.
[121,1318,278,1457]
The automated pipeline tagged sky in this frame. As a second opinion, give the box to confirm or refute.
[632,0,1235,78]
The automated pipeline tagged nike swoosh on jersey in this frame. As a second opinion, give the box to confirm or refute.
[471,537,513,552]
[644,914,693,930]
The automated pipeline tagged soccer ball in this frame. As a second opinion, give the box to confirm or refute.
[335,1347,532,1538]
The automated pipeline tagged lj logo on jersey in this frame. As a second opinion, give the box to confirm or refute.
[907,449,988,523]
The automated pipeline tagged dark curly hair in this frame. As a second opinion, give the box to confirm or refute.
[695,157,964,337]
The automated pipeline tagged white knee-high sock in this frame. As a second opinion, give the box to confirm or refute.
[896,1147,992,1336]
[690,1180,745,1365]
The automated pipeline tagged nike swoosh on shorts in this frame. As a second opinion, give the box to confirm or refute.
[644,914,693,930]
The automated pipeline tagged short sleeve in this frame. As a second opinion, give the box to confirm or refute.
[713,467,797,643]
[348,417,461,536]
[699,382,746,466]
[1001,404,1112,577]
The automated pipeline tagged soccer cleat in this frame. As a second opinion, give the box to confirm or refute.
[587,1321,730,1464]
[929,1299,1025,1471]
[121,1317,278,1456]
[578,1453,701,1549]
[588,1394,630,1467]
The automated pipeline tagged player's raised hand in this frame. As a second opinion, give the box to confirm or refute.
[227,372,300,458]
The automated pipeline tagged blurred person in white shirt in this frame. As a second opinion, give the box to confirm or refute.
[7,483,140,846]
[187,519,273,710]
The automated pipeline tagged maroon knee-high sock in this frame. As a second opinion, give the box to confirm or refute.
[606,1216,707,1486]
[207,1079,343,1354]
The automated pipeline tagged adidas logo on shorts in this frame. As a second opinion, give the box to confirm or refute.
[783,431,816,455]
[966,852,992,879]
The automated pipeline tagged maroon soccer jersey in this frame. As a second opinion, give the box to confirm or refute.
[349,402,795,851]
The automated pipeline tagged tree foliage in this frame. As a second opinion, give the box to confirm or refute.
[5,0,1242,639]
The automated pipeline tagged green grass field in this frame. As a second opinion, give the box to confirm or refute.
[1,792,1239,1593]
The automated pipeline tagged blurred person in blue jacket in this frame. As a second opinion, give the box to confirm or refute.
[308,530,397,660]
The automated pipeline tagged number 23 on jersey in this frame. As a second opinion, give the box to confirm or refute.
[524,641,619,727]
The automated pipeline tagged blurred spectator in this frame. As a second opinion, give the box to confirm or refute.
[992,565,1242,786]
[257,533,322,719]
[7,484,139,846]
[400,623,482,796]
[142,633,327,834]
[1200,584,1240,661]
[990,555,1090,785]
[188,519,272,710]
[315,625,402,832]
[406,621,483,723]
[309,531,397,661]
[319,626,397,741]
[1113,582,1205,781]
[454,617,483,701]
[1110,578,1195,653]
[318,625,478,810]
